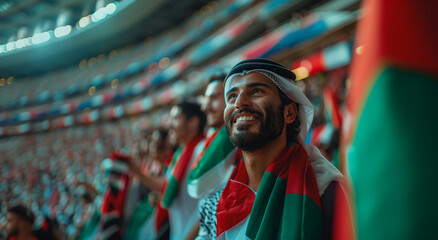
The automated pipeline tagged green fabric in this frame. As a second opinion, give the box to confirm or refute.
[161,176,179,208]
[188,126,235,183]
[349,67,438,239]
[75,210,100,240]
[246,172,322,240]
[161,148,182,208]
[124,198,155,240]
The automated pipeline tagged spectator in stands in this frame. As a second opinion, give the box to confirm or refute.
[216,59,346,239]
[128,100,206,240]
[185,73,237,240]
[161,100,206,240]
[126,129,171,240]
[6,204,37,240]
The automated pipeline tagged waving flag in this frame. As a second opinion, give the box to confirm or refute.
[344,0,438,239]
[98,152,131,240]
[187,125,237,198]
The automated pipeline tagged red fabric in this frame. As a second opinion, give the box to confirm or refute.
[332,184,354,240]
[323,87,343,129]
[191,126,222,170]
[216,161,255,237]
[8,237,38,240]
[99,151,131,238]
[216,143,320,236]
[346,0,438,142]
[242,31,285,59]
[161,134,205,208]
[290,50,325,76]
[154,204,169,233]
[170,134,204,183]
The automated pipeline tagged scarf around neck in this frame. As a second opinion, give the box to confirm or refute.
[161,134,204,208]
[216,142,323,239]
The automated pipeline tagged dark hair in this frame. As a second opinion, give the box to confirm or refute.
[8,204,35,224]
[177,100,206,134]
[207,72,227,84]
[155,128,168,140]
[279,90,301,142]
[153,128,169,151]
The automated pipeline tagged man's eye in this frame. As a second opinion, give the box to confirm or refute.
[227,94,236,101]
[252,89,263,94]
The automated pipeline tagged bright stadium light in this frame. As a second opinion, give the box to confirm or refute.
[54,25,72,38]
[0,45,5,53]
[6,42,15,51]
[15,39,26,49]
[31,32,51,45]
[91,8,107,22]
[105,2,117,15]
[78,16,91,28]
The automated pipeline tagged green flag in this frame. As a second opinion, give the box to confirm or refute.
[344,0,438,239]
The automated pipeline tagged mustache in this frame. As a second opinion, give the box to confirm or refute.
[229,108,262,125]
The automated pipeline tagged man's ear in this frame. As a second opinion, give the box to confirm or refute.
[284,102,297,124]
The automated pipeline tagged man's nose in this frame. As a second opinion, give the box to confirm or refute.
[234,93,251,109]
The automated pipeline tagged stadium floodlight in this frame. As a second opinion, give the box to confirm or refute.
[78,16,91,28]
[0,44,6,53]
[6,42,15,51]
[54,25,72,38]
[31,32,51,45]
[91,8,107,22]
[105,2,117,15]
[15,39,25,48]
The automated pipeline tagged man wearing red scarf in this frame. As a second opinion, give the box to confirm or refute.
[217,59,348,239]
[127,101,206,240]
[160,101,206,240]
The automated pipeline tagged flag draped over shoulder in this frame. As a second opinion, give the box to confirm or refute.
[187,125,237,198]
[344,0,438,239]
[98,152,131,240]
[124,198,155,240]
[161,134,204,208]
[216,142,322,240]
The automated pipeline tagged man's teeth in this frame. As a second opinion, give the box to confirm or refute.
[236,116,256,121]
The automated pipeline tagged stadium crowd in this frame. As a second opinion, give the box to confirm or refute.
[0,59,347,240]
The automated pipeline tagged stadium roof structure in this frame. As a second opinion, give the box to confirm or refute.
[0,0,207,78]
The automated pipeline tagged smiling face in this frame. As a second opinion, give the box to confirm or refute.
[202,80,225,128]
[169,106,187,145]
[224,72,286,151]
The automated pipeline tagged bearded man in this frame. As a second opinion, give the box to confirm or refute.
[217,59,348,239]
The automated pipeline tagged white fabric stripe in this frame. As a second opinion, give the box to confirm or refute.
[100,211,119,220]
[108,177,124,189]
[187,148,237,199]
[109,160,128,173]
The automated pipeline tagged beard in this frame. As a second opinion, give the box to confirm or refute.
[226,103,284,151]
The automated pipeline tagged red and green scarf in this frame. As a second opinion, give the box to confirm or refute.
[217,142,322,239]
[99,152,131,240]
[187,125,236,198]
[161,134,204,208]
